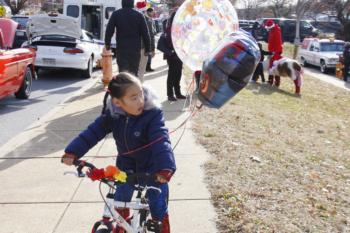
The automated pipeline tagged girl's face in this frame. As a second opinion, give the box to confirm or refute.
[112,83,145,116]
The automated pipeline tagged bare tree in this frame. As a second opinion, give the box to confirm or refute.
[292,0,320,58]
[334,0,350,41]
[269,0,293,18]
[4,0,28,15]
[238,0,265,19]
[308,0,350,41]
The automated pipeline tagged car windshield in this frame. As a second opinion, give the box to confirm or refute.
[12,17,29,29]
[320,42,344,52]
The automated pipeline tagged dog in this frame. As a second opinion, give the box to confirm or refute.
[269,57,303,94]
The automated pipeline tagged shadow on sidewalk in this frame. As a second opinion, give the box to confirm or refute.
[162,99,191,121]
[65,84,104,104]
[0,98,44,116]
[0,103,102,171]
[144,69,168,81]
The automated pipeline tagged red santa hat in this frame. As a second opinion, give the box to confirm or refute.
[136,1,147,12]
[265,19,275,30]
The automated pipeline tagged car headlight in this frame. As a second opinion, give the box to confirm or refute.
[329,58,338,63]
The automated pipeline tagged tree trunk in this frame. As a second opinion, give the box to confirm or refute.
[293,18,302,59]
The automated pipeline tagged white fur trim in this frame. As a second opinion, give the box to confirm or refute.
[265,23,275,30]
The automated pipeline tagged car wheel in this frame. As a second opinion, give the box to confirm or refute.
[82,57,93,78]
[301,57,308,67]
[15,67,32,99]
[320,60,327,73]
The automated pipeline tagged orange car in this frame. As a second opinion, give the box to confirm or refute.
[0,18,35,99]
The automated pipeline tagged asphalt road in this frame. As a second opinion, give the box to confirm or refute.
[0,68,101,147]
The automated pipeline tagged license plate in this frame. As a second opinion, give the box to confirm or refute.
[16,31,25,37]
[42,58,56,65]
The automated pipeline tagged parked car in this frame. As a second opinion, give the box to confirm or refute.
[298,37,344,73]
[239,20,255,34]
[309,20,343,39]
[25,13,104,78]
[11,15,30,48]
[254,18,319,43]
[0,18,36,99]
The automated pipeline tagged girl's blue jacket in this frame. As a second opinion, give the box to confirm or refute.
[65,86,176,174]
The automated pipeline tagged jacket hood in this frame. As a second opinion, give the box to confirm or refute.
[122,0,134,8]
[106,85,161,118]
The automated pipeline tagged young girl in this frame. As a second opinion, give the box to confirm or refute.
[61,72,175,233]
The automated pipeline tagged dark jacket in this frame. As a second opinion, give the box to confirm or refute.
[260,49,272,62]
[105,0,151,53]
[65,86,176,175]
[164,11,180,60]
[145,15,155,52]
[343,43,350,65]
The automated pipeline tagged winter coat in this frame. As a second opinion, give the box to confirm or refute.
[145,16,156,52]
[65,86,176,175]
[164,11,181,61]
[104,0,151,53]
[343,44,350,65]
[268,24,283,54]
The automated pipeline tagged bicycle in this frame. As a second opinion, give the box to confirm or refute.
[64,160,163,233]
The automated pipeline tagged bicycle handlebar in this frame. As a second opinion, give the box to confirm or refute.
[64,159,157,186]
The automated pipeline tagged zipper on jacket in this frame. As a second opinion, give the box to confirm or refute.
[124,116,130,152]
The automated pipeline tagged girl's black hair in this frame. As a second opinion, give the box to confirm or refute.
[101,72,140,114]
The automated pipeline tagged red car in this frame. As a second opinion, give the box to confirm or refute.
[0,18,35,99]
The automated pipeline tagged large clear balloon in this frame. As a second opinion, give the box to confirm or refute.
[171,0,239,71]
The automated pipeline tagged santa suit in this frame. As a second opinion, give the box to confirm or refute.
[266,20,283,86]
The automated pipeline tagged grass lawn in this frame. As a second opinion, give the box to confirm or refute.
[192,73,350,232]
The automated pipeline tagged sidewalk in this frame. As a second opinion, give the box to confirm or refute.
[304,68,350,92]
[0,53,217,233]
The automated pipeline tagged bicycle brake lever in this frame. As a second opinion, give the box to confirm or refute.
[63,171,86,177]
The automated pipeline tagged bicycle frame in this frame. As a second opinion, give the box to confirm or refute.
[64,160,161,233]
[98,182,161,233]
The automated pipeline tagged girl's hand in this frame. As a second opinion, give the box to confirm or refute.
[155,170,173,183]
[156,174,168,183]
[61,153,77,166]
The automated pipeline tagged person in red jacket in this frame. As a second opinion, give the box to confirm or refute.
[265,19,283,87]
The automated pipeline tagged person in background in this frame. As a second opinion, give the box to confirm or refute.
[252,42,272,83]
[265,19,283,87]
[104,0,151,77]
[146,7,157,72]
[164,7,186,101]
[136,2,155,81]
[343,42,350,82]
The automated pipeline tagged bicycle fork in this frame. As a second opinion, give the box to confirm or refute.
[92,185,134,233]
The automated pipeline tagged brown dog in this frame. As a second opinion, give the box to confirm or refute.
[269,57,303,94]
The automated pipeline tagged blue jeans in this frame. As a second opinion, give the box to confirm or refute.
[114,183,169,220]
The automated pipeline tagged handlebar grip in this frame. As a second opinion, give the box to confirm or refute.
[73,160,96,169]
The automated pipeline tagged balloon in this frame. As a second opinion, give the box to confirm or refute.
[171,0,239,71]
[198,30,261,108]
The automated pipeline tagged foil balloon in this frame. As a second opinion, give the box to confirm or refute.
[171,0,239,71]
[198,30,261,108]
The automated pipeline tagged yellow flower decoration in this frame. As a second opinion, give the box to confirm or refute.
[113,171,127,183]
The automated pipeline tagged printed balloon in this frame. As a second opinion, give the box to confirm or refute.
[171,0,239,71]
